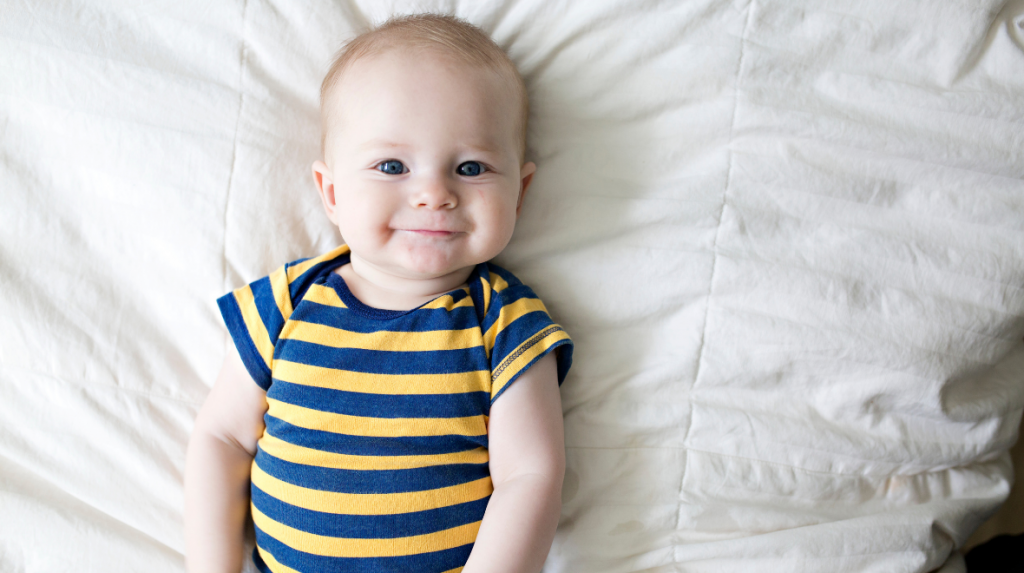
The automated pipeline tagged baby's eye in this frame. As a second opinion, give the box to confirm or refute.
[378,160,407,175]
[456,161,485,177]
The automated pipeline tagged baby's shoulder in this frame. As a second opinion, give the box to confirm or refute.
[472,261,557,327]
[479,261,533,295]
[277,245,351,306]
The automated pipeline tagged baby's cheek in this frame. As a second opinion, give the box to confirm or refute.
[488,214,518,254]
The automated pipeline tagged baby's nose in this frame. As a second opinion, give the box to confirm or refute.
[411,176,458,210]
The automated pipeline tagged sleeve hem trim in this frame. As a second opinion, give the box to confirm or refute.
[490,327,572,405]
[217,294,273,391]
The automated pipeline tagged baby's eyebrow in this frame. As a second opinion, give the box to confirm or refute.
[358,139,408,150]
[463,144,501,155]
[358,139,504,156]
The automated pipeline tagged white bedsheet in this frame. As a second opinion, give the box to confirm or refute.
[2,1,1023,571]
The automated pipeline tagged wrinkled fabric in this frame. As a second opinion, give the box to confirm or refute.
[1,1,1022,572]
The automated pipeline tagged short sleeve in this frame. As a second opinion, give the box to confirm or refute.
[483,279,573,404]
[216,264,294,391]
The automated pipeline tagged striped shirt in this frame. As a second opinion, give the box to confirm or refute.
[217,245,573,573]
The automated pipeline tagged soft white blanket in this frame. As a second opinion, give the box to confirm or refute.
[2,1,1023,571]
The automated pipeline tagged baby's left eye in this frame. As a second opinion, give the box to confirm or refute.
[378,160,407,175]
[457,161,485,177]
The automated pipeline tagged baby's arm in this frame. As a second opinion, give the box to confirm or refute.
[184,346,267,573]
[462,352,566,573]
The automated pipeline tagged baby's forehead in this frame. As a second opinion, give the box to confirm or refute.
[337,46,506,93]
[331,49,514,113]
[320,43,528,158]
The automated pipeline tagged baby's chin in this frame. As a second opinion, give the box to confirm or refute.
[393,252,482,281]
[404,247,509,280]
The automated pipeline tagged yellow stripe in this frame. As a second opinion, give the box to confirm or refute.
[252,505,481,558]
[491,328,569,399]
[303,283,346,308]
[272,360,489,395]
[483,297,550,354]
[267,399,487,438]
[234,286,274,369]
[487,271,510,293]
[283,321,482,351]
[259,433,488,470]
[257,546,301,573]
[479,276,492,318]
[441,568,464,573]
[421,289,474,311]
[251,462,493,514]
[287,244,350,284]
[269,265,294,322]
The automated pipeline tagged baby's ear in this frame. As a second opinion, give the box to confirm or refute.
[516,161,537,218]
[312,161,337,221]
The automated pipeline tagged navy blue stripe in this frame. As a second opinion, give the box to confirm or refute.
[447,288,471,304]
[555,341,573,385]
[251,484,489,538]
[481,283,539,334]
[252,547,271,573]
[253,525,474,573]
[293,300,481,333]
[469,273,488,323]
[217,293,272,390]
[485,262,519,286]
[333,275,476,321]
[491,310,557,364]
[395,292,480,331]
[264,418,488,456]
[274,339,490,375]
[268,379,489,419]
[287,254,348,305]
[255,448,489,493]
[326,264,483,322]
[250,277,286,349]
[491,339,573,405]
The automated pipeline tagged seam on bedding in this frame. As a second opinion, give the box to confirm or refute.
[565,444,1005,480]
[721,46,1024,127]
[731,106,1024,180]
[703,242,1024,316]
[707,211,1024,298]
[724,177,1024,256]
[771,77,1024,129]
[722,159,1024,247]
[709,277,1024,344]
[687,399,1002,453]
[221,0,250,356]
[696,304,1015,392]
[710,295,1022,362]
[676,0,757,548]
[677,549,953,564]
[677,446,997,480]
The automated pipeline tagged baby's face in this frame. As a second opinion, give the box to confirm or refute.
[315,49,533,284]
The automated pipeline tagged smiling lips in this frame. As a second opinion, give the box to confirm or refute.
[400,229,460,237]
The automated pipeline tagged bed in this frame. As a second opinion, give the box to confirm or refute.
[2,1,1023,571]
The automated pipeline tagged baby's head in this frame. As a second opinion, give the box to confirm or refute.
[319,14,528,161]
[312,14,536,285]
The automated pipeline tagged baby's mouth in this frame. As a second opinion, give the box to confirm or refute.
[398,229,461,238]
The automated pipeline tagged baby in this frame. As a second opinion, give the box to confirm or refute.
[184,13,573,573]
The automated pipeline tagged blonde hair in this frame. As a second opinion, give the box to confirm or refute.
[319,13,529,159]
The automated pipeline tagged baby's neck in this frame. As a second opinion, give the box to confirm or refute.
[338,256,475,311]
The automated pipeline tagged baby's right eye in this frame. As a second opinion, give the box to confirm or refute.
[378,160,406,175]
